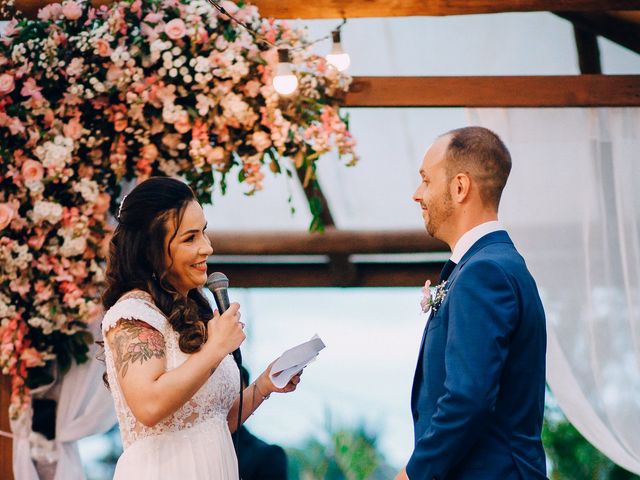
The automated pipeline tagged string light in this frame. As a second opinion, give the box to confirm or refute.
[326,29,351,72]
[205,0,350,95]
[272,49,299,95]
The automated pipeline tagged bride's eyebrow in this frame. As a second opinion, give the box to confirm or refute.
[181,223,207,236]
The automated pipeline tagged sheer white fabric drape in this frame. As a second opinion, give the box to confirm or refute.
[469,108,640,474]
[11,320,116,480]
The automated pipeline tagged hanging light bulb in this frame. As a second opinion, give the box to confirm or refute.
[326,30,351,72]
[273,49,298,96]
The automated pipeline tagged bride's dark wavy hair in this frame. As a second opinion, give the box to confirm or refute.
[102,177,213,353]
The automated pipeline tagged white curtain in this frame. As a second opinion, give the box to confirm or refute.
[468,108,640,474]
[11,320,116,480]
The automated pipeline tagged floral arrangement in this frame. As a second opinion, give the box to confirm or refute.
[0,0,357,416]
[420,280,448,316]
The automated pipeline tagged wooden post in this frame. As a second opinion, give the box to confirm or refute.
[0,375,14,480]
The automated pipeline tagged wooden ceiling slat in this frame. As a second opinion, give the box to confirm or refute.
[344,75,640,107]
[209,229,446,255]
[249,0,640,19]
[556,12,640,55]
[8,0,640,20]
[209,262,443,287]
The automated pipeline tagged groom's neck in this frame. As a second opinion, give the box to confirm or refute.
[443,209,499,252]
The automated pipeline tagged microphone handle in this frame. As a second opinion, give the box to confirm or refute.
[211,288,242,367]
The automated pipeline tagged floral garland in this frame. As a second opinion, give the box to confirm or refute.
[0,0,357,416]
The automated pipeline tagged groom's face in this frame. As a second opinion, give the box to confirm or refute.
[413,137,453,239]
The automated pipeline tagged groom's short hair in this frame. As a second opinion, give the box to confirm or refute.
[442,126,512,209]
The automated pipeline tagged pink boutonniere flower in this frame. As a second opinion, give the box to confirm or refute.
[420,280,449,315]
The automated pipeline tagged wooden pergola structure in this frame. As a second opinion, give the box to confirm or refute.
[2,0,640,478]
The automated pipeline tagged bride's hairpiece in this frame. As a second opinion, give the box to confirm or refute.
[117,194,128,220]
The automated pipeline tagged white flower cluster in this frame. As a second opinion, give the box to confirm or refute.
[30,200,64,225]
[10,43,27,64]
[0,292,17,321]
[57,226,88,258]
[73,177,100,203]
[220,92,256,127]
[25,179,45,195]
[0,242,33,280]
[28,315,56,335]
[34,136,74,173]
[89,259,105,283]
[162,102,186,124]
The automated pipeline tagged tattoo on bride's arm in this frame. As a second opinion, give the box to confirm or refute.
[111,320,165,378]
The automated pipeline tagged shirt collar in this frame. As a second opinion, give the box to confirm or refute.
[450,220,504,264]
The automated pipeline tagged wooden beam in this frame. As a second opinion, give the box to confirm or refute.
[9,0,640,20]
[344,75,640,107]
[210,261,443,287]
[573,26,602,74]
[249,1,640,19]
[0,376,13,480]
[556,12,640,55]
[208,229,446,255]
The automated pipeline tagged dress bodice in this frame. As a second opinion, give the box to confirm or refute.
[101,293,240,449]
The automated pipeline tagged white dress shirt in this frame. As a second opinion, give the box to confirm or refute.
[450,221,504,264]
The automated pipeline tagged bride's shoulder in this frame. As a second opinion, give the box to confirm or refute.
[102,289,167,335]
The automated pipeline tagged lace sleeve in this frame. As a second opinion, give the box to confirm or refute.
[102,298,168,336]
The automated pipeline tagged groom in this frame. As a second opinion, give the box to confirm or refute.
[397,127,547,479]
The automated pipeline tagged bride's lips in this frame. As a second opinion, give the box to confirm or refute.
[191,261,207,272]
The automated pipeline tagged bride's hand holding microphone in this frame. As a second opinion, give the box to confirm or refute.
[203,302,245,365]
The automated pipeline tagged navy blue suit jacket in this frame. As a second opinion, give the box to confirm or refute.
[408,231,547,480]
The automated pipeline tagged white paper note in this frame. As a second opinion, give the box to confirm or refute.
[269,335,326,389]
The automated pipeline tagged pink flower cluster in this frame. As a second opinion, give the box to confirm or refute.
[0,0,356,414]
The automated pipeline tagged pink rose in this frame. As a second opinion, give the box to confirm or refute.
[20,78,42,100]
[174,112,191,134]
[106,65,123,83]
[0,203,14,231]
[113,112,128,132]
[164,18,186,40]
[251,131,272,152]
[95,38,111,57]
[94,192,111,214]
[37,3,62,21]
[21,159,44,182]
[63,118,83,139]
[235,5,258,24]
[144,12,164,23]
[21,348,44,368]
[3,19,20,38]
[220,1,239,15]
[207,146,225,164]
[140,143,159,162]
[162,133,181,149]
[62,0,82,20]
[0,73,15,96]
[244,80,261,98]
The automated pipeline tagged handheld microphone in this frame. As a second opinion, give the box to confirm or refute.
[206,271,242,367]
[206,271,243,465]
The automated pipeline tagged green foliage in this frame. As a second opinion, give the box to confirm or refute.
[543,396,640,480]
[286,417,395,480]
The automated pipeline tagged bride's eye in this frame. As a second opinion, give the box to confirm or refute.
[185,235,195,243]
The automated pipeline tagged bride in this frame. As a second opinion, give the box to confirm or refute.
[100,177,301,479]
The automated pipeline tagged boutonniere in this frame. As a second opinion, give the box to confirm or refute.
[420,280,449,315]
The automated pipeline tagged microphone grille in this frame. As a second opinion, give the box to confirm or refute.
[207,271,229,290]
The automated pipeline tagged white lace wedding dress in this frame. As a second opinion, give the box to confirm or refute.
[101,293,240,479]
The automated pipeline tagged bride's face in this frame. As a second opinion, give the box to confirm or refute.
[163,200,213,296]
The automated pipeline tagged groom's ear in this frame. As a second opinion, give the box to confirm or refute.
[451,173,471,204]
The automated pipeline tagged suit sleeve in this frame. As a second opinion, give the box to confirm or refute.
[406,259,519,480]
